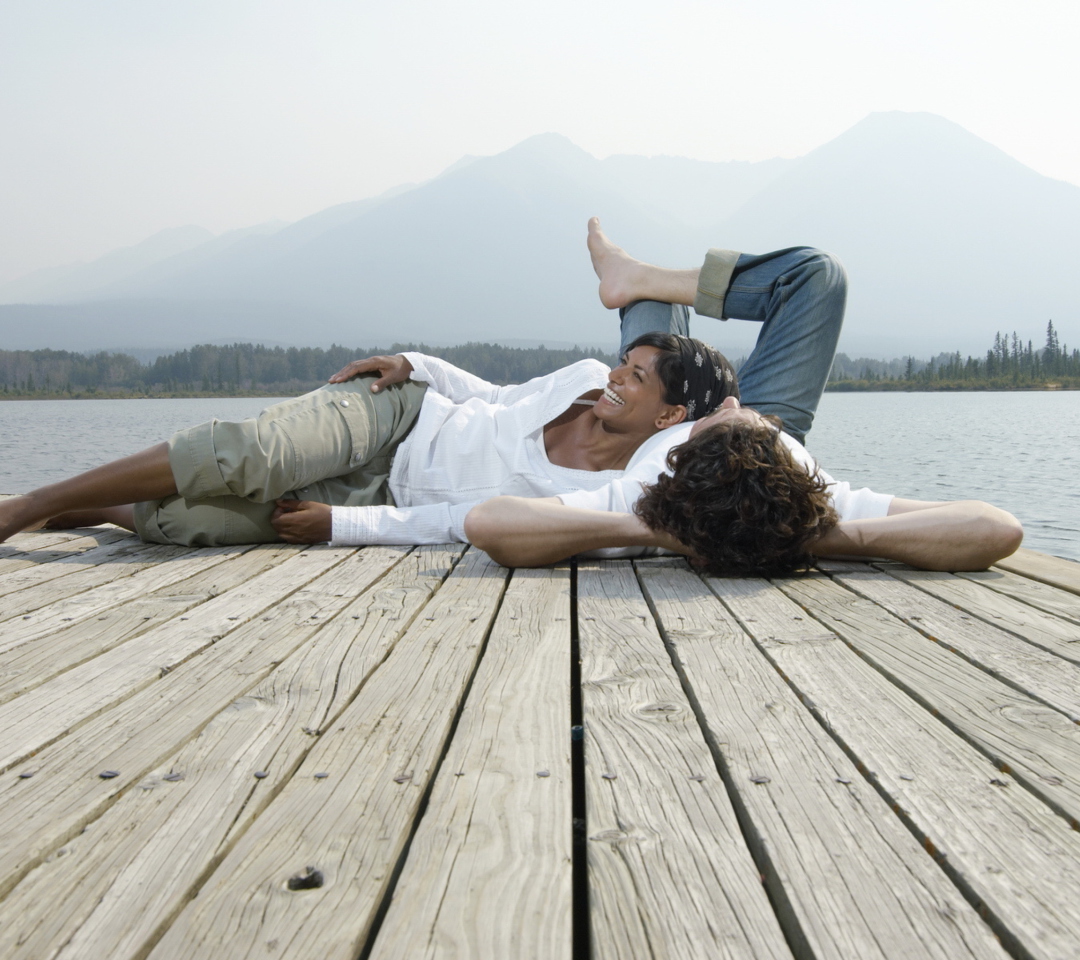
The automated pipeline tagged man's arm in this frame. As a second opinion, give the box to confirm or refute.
[811,498,1023,571]
[464,496,688,567]
[465,495,1023,572]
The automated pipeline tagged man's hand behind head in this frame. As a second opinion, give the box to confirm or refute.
[271,499,333,543]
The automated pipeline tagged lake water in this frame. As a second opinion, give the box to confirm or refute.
[0,392,1076,561]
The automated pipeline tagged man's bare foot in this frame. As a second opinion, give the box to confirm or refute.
[587,217,647,309]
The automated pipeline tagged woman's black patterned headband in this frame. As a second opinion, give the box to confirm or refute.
[675,336,740,421]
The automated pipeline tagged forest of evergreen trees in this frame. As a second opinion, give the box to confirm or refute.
[0,341,621,398]
[826,321,1079,390]
[0,322,1075,399]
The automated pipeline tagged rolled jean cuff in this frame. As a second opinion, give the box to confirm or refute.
[168,421,231,501]
[693,248,742,320]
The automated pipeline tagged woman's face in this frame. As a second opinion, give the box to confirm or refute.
[593,346,686,433]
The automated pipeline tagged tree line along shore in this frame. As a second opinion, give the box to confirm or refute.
[0,323,1076,399]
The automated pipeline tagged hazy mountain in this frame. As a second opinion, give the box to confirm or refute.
[2,113,1076,359]
[0,225,214,303]
[717,111,1080,356]
[0,221,291,306]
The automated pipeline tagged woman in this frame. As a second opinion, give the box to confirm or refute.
[0,332,737,546]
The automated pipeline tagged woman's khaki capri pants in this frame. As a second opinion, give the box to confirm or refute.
[133,376,428,546]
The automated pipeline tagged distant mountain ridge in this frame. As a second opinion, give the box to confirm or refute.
[2,112,1077,359]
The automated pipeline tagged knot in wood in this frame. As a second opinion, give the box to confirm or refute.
[637,701,679,717]
[287,867,324,891]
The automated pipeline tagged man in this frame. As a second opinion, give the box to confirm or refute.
[454,220,1022,573]
[462,405,1024,573]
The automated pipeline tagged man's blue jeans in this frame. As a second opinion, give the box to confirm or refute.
[618,246,846,444]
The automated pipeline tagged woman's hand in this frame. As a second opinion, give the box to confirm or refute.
[271,499,333,543]
[327,354,414,392]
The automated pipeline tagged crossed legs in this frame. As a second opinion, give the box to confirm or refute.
[587,217,847,444]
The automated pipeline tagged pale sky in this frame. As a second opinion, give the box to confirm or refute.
[2,0,1079,283]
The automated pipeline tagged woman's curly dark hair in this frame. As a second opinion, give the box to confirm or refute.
[634,417,838,577]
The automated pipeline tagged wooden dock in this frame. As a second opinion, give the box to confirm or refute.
[0,523,1079,960]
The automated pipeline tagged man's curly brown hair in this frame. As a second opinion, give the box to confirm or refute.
[634,417,838,577]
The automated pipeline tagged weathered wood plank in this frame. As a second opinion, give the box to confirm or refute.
[0,545,416,897]
[957,567,1080,626]
[146,550,509,960]
[831,569,1080,720]
[779,574,1080,826]
[578,561,792,960]
[723,573,1080,960]
[368,566,573,960]
[996,547,1080,597]
[0,545,459,960]
[642,563,1004,960]
[0,543,256,655]
[0,531,151,601]
[884,567,1080,663]
[0,546,347,772]
[0,527,133,575]
[0,544,288,705]
[0,539,193,619]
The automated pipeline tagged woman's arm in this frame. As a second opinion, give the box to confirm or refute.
[271,499,478,546]
[811,498,1024,571]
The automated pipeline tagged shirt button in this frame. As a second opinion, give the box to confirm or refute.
[339,399,350,407]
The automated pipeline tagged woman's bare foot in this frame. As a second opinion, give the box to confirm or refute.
[587,217,647,309]
[0,496,48,543]
[45,505,136,532]
[586,217,701,310]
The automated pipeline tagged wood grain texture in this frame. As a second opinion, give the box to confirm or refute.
[778,574,1080,824]
[730,575,1080,960]
[0,543,254,655]
[0,545,458,960]
[0,532,171,604]
[0,546,413,897]
[0,527,133,575]
[885,567,1080,663]
[0,539,200,620]
[0,546,346,773]
[996,548,1080,597]
[831,569,1080,720]
[0,544,1077,959]
[958,567,1080,626]
[146,549,510,960]
[369,566,573,960]
[645,563,1003,960]
[578,561,792,960]
[0,543,288,705]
